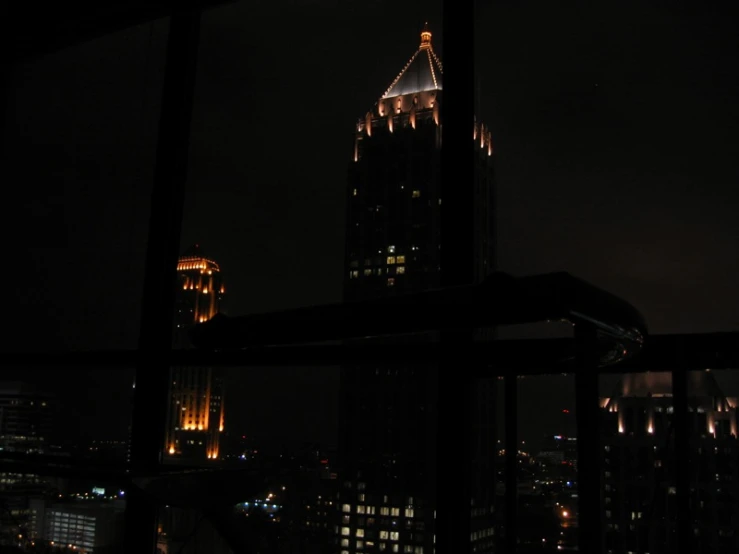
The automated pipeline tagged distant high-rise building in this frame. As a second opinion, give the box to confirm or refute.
[0,382,53,454]
[337,25,497,554]
[601,372,739,554]
[164,244,226,463]
[0,383,56,546]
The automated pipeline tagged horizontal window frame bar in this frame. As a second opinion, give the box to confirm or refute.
[8,332,737,373]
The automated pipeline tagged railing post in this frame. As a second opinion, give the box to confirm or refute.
[574,324,602,554]
[504,374,518,553]
[438,0,476,552]
[125,5,202,553]
[672,366,692,553]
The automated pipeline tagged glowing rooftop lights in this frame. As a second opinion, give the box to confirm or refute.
[420,23,432,47]
[426,49,439,89]
[177,257,221,272]
[381,25,442,99]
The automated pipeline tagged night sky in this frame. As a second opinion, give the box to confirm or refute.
[2,0,738,448]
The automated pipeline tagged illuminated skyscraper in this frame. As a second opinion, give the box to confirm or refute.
[345,25,494,299]
[165,244,226,462]
[337,25,497,554]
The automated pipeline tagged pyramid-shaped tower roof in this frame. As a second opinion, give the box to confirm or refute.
[381,23,443,99]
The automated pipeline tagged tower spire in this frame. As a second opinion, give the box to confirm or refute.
[420,22,432,48]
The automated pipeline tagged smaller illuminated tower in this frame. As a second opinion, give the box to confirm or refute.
[165,245,226,462]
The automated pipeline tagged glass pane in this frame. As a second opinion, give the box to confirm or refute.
[2,19,170,351]
[180,3,452,316]
[480,2,739,333]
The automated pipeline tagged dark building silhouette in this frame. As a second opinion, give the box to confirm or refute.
[337,25,497,554]
[0,383,56,547]
[601,372,739,554]
[0,382,53,454]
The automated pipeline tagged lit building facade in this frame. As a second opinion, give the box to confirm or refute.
[164,245,226,462]
[337,25,497,554]
[29,498,125,553]
[601,372,739,554]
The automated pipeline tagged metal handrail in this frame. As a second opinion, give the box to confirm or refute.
[189,271,647,366]
[6,333,738,373]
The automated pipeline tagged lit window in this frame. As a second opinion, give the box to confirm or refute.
[358,494,365,502]
[341,527,351,536]
[367,506,376,515]
[387,278,395,287]
[404,508,414,518]
[357,506,366,514]
[390,531,399,541]
[353,189,358,196]
[391,508,400,517]
[412,190,421,198]
[364,269,372,276]
[380,531,389,539]
[356,529,365,538]
[341,539,349,547]
[357,540,364,549]
[396,266,405,274]
[379,544,387,552]
[393,546,399,553]
[387,256,396,264]
[388,245,396,253]
[396,255,405,263]
[349,271,359,279]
